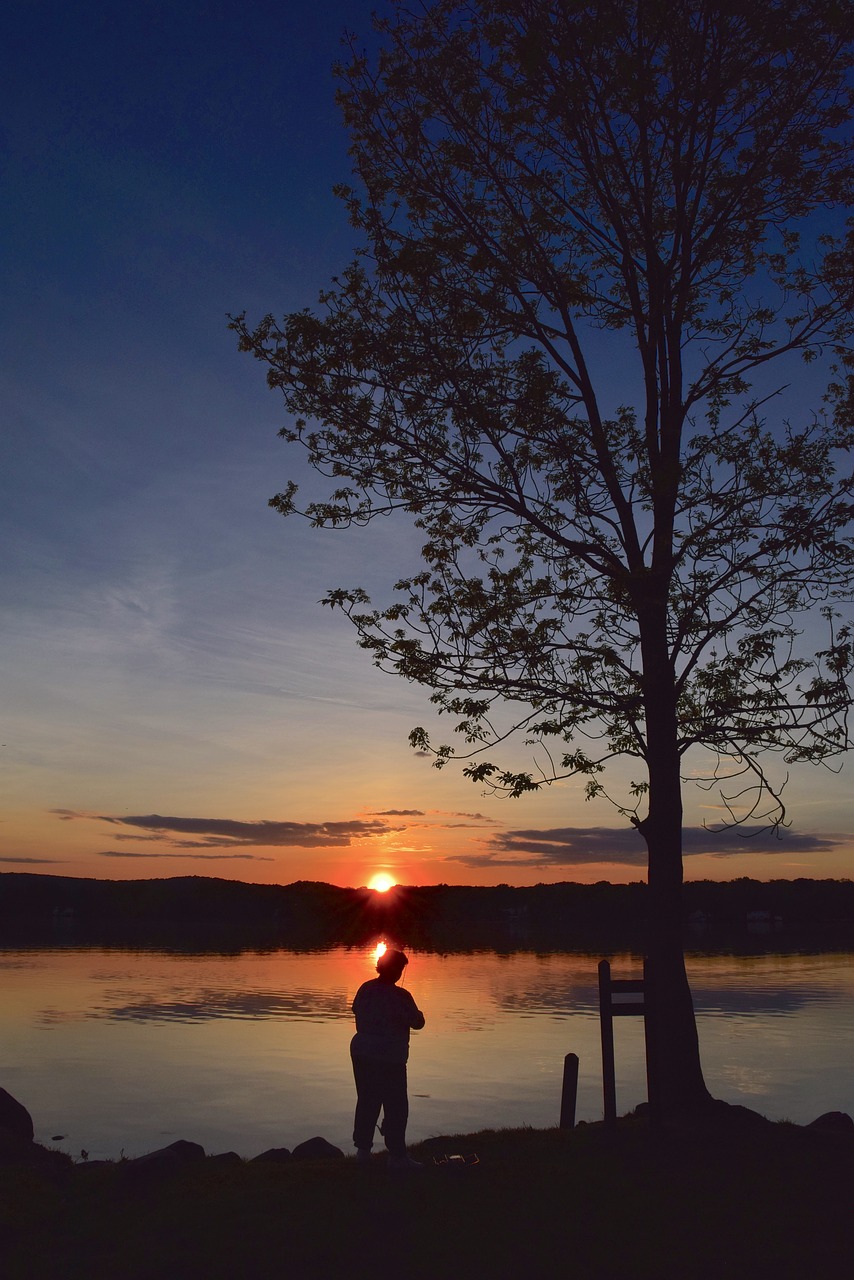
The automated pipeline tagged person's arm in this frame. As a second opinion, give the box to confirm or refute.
[406,992,425,1029]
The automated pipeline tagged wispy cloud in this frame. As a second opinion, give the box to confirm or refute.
[447,826,841,870]
[0,856,65,864]
[444,811,500,823]
[110,833,167,843]
[98,850,275,862]
[366,807,500,828]
[368,809,425,817]
[406,809,502,829]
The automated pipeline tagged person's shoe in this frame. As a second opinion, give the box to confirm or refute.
[388,1154,423,1171]
[355,1148,372,1165]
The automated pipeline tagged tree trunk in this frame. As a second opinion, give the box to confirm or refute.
[637,596,712,1118]
[643,826,712,1117]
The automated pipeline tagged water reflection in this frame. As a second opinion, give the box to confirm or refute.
[40,989,352,1025]
[0,945,851,1160]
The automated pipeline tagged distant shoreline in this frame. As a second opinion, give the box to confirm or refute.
[2,871,853,952]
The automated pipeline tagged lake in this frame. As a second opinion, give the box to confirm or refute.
[1,945,852,1161]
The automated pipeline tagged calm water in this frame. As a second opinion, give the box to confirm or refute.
[1,946,851,1161]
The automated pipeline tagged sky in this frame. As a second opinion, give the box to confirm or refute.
[2,0,853,890]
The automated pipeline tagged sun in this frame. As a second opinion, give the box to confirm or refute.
[368,872,396,893]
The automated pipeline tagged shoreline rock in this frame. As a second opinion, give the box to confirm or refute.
[0,1087,35,1143]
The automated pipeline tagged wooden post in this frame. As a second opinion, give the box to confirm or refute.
[599,960,617,1127]
[559,1052,579,1129]
[642,956,658,1127]
[599,958,648,1127]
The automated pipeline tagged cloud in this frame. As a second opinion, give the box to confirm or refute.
[368,809,425,817]
[97,813,403,849]
[111,833,167,842]
[0,856,64,864]
[366,807,500,829]
[446,825,841,870]
[683,828,838,855]
[447,827,648,869]
[97,850,274,862]
[446,811,499,823]
[430,821,498,830]
[429,809,501,826]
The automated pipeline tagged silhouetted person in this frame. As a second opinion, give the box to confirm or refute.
[350,948,425,1170]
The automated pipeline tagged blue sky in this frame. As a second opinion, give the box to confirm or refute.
[2,0,853,888]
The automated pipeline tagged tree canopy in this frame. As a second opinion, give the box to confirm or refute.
[233,0,854,1111]
[235,0,852,826]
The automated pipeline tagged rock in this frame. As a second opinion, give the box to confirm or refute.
[807,1111,854,1133]
[0,1131,72,1179]
[252,1147,292,1164]
[208,1151,243,1166]
[143,1138,206,1162]
[121,1139,206,1183]
[27,1146,74,1183]
[0,1088,34,1143]
[291,1136,345,1161]
[706,1101,771,1130]
[0,1129,34,1162]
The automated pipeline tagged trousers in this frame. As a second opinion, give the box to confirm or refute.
[351,1054,409,1156]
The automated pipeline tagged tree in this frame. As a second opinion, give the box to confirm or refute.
[233,0,854,1115]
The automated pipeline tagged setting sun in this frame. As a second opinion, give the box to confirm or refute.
[368,872,396,893]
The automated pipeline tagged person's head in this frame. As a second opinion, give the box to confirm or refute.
[376,948,408,983]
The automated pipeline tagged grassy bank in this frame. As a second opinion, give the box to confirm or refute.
[2,1117,852,1279]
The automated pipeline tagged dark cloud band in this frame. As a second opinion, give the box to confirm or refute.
[98,850,274,862]
[0,856,64,864]
[97,813,402,849]
[369,809,425,817]
[447,826,840,869]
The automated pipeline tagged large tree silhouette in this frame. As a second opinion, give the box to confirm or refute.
[233,0,853,1114]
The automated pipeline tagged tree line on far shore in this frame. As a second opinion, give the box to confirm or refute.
[2,871,853,952]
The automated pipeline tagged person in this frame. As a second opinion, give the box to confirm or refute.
[350,947,425,1170]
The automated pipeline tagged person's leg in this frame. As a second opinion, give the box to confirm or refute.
[351,1055,383,1152]
[378,1063,409,1158]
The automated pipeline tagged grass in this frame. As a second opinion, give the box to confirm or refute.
[1,1117,852,1279]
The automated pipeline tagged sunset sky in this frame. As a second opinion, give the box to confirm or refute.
[3,0,853,889]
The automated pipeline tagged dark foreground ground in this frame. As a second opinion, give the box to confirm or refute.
[2,1115,853,1280]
